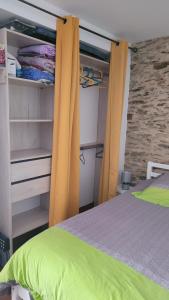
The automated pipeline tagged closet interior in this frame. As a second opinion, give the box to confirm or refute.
[0,26,109,253]
[80,53,109,208]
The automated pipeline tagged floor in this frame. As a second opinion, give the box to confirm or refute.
[0,297,11,300]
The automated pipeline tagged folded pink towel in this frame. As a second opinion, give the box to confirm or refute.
[18,56,55,74]
[18,44,55,58]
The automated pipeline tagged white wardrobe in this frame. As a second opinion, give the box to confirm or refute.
[0,28,109,253]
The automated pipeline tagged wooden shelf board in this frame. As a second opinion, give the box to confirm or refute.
[8,76,54,87]
[12,207,48,238]
[80,53,109,75]
[11,148,51,162]
[6,28,54,48]
[80,53,109,65]
[10,119,53,123]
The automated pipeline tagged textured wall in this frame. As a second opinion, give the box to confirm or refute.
[125,37,169,183]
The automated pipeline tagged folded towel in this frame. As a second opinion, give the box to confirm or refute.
[18,44,55,58]
[18,56,55,74]
[18,66,54,83]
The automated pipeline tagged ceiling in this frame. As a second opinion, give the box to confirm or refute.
[48,0,169,43]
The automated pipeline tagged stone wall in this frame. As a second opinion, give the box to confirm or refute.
[125,37,169,183]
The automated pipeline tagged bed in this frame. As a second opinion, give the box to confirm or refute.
[0,161,169,300]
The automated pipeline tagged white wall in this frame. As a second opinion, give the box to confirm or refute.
[80,149,97,207]
[119,51,131,176]
[80,87,99,144]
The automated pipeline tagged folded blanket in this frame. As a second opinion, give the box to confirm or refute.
[18,56,55,74]
[18,44,55,58]
[18,67,54,83]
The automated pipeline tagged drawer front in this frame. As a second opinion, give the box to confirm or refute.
[11,158,51,182]
[11,176,50,203]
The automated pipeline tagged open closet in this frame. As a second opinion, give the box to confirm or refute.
[0,26,109,253]
[80,53,109,208]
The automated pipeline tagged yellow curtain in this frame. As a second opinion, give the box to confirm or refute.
[99,41,128,203]
[49,16,80,226]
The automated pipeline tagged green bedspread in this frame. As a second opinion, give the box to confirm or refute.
[132,187,169,207]
[0,227,169,300]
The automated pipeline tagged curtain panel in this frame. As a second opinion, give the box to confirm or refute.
[99,41,128,203]
[49,16,80,226]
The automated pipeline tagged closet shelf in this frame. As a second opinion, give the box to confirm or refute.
[11,148,52,163]
[80,142,104,150]
[6,28,53,48]
[80,53,109,75]
[10,119,53,123]
[12,207,48,238]
[8,76,54,88]
[80,53,109,65]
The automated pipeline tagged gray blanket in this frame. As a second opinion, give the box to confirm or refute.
[60,180,169,290]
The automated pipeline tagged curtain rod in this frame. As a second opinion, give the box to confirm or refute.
[17,0,137,53]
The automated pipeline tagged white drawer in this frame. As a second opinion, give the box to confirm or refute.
[11,158,51,182]
[11,176,50,203]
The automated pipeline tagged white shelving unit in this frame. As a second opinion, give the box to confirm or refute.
[0,28,54,253]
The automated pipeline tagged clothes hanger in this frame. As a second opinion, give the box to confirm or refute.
[96,149,103,159]
[80,151,85,165]
[80,66,103,88]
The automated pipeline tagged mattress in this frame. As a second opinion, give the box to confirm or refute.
[0,179,169,300]
[60,179,169,289]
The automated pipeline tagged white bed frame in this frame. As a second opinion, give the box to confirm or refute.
[12,286,31,300]
[147,161,169,179]
[11,161,169,300]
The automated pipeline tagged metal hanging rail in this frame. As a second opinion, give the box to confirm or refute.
[17,0,137,53]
